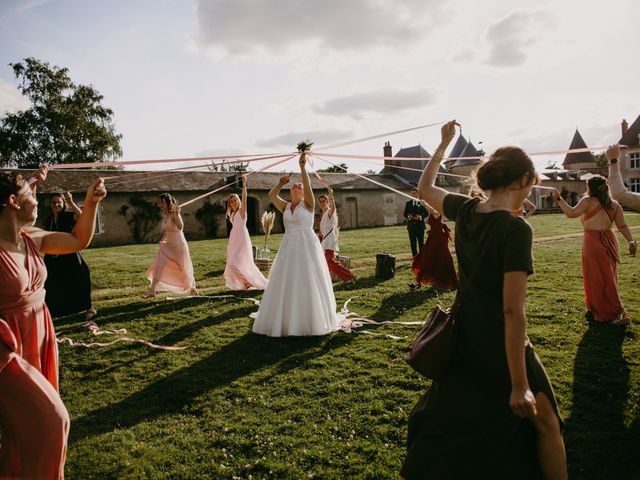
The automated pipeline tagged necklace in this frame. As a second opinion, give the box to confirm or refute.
[0,232,21,248]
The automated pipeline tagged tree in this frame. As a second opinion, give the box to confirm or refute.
[0,57,122,168]
[207,159,249,172]
[317,163,348,173]
[594,152,608,169]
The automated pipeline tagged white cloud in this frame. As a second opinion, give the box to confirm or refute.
[314,88,438,120]
[194,0,442,57]
[255,129,352,149]
[0,79,30,115]
[484,10,556,67]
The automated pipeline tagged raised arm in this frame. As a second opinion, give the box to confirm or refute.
[64,191,83,219]
[268,175,290,213]
[613,204,637,256]
[417,121,459,214]
[421,200,439,217]
[503,271,537,419]
[607,144,640,211]
[552,191,589,218]
[28,165,48,194]
[240,174,247,220]
[26,178,107,254]
[523,198,537,218]
[172,205,184,231]
[299,153,315,211]
[327,187,336,218]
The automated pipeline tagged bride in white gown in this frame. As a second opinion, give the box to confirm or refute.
[252,152,340,337]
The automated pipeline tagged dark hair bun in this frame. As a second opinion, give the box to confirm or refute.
[476,146,536,191]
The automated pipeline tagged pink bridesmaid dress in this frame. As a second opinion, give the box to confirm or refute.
[147,214,197,292]
[0,231,70,479]
[224,211,268,290]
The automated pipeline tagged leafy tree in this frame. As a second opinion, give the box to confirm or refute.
[207,160,249,172]
[317,163,348,173]
[594,152,608,169]
[0,57,122,168]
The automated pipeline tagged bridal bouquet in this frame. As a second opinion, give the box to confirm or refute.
[297,139,313,152]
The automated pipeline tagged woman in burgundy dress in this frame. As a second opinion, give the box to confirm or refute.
[411,212,457,290]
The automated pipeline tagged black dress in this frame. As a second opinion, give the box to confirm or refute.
[401,194,561,480]
[43,211,93,317]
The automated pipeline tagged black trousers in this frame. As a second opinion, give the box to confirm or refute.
[407,222,425,257]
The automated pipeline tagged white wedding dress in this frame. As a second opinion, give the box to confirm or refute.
[251,202,340,337]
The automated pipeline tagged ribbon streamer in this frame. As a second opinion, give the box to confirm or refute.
[179,154,296,207]
[57,321,187,350]
[312,154,417,201]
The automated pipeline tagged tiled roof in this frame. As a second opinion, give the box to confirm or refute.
[2,168,413,194]
[619,115,640,148]
[452,141,481,167]
[563,129,594,166]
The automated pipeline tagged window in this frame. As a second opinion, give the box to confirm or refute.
[629,152,640,170]
[630,178,640,193]
[77,201,104,235]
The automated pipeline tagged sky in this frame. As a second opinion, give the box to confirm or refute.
[1,0,639,173]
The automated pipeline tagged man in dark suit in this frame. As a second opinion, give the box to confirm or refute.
[404,188,429,257]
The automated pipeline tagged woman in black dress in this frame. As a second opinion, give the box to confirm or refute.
[43,192,96,320]
[401,121,567,479]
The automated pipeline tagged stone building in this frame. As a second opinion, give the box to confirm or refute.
[5,168,441,247]
[619,115,640,193]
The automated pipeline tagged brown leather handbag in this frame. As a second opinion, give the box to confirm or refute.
[405,223,495,379]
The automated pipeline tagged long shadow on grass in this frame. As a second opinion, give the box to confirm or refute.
[370,286,444,321]
[564,324,636,479]
[333,274,389,293]
[87,304,258,378]
[69,330,354,444]
[52,297,203,329]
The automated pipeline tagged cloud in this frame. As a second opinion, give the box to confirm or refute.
[484,10,556,67]
[255,129,352,149]
[0,0,51,18]
[194,0,442,56]
[314,88,438,119]
[0,79,30,115]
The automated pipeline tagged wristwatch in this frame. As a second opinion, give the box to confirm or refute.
[610,158,618,164]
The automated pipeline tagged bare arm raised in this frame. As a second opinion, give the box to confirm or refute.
[299,153,314,211]
[240,174,247,220]
[553,191,589,218]
[417,121,459,215]
[26,178,107,254]
[268,175,290,214]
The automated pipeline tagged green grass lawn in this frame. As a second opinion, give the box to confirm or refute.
[59,213,640,479]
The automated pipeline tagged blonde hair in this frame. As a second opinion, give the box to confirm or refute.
[226,193,241,219]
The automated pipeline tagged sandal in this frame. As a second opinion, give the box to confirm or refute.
[141,291,156,299]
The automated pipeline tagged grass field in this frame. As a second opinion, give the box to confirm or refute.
[58,213,640,479]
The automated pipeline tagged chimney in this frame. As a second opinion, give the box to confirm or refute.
[383,141,392,175]
[621,119,629,137]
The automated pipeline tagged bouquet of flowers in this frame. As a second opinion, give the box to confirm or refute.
[297,139,313,152]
